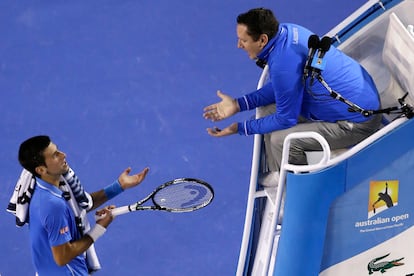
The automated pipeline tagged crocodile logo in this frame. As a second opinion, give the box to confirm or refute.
[367,253,404,274]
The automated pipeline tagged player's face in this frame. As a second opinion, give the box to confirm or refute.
[237,24,266,60]
[41,142,68,177]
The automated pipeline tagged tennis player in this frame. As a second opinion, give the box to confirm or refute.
[15,135,149,275]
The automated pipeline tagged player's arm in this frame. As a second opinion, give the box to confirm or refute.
[51,208,113,266]
[51,235,95,266]
[89,167,149,211]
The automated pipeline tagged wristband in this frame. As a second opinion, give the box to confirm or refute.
[103,180,124,200]
[86,224,106,242]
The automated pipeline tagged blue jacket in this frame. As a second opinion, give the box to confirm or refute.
[237,23,380,135]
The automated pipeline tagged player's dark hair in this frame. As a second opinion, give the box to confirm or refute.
[237,8,279,41]
[18,135,51,177]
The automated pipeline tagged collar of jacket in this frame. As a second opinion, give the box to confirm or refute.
[256,25,285,64]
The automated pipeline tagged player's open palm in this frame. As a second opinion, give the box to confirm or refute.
[118,167,150,190]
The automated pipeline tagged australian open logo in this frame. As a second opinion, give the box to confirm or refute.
[368,180,398,219]
[355,180,409,231]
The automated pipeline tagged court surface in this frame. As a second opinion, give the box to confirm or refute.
[0,1,365,275]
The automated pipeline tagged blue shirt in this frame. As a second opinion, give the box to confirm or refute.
[237,23,380,135]
[29,179,88,275]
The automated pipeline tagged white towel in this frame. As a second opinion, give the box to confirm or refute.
[7,167,101,273]
[7,169,35,226]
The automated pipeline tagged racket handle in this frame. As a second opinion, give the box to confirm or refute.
[111,206,131,216]
[95,206,131,221]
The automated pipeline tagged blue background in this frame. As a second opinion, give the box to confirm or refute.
[0,1,365,275]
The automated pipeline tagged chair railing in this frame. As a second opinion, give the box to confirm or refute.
[236,65,269,276]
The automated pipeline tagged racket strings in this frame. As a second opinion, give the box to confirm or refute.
[153,182,213,210]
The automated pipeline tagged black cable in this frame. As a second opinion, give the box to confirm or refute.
[305,73,414,118]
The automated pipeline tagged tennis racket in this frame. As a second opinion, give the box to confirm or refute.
[96,178,214,220]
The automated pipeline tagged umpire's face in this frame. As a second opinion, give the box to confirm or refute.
[236,24,267,60]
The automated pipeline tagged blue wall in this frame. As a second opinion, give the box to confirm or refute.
[0,1,366,275]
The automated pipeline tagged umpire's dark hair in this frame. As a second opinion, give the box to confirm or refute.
[237,8,279,41]
[18,135,51,177]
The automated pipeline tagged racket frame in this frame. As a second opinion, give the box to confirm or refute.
[111,178,214,217]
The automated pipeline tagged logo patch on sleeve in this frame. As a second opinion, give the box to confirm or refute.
[59,226,69,234]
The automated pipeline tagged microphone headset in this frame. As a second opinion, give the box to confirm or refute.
[303,34,320,82]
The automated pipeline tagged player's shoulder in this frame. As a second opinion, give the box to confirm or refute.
[33,184,67,211]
